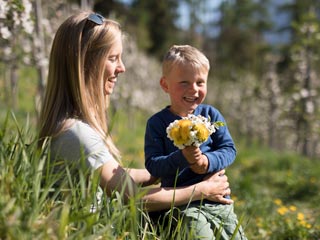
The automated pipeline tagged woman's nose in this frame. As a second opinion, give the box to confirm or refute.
[117,59,126,73]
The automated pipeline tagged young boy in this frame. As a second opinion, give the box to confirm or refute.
[144,45,247,239]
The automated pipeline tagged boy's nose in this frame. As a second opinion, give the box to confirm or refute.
[190,83,198,91]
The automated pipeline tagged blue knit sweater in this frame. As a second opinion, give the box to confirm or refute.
[144,104,236,188]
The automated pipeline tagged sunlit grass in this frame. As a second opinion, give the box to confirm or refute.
[227,141,320,239]
[0,110,320,239]
[114,113,320,239]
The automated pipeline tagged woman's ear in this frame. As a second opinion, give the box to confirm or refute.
[160,76,169,93]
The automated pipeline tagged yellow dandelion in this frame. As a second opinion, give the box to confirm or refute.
[289,205,297,212]
[193,123,210,142]
[297,212,305,221]
[166,114,224,149]
[274,198,282,206]
[299,220,310,228]
[287,170,292,177]
[179,119,192,142]
[256,217,263,228]
[232,195,238,201]
[277,206,288,215]
[169,126,181,142]
[310,177,316,183]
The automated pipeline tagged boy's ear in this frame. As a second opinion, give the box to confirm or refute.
[160,77,169,93]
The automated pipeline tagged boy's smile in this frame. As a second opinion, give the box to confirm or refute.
[160,63,208,117]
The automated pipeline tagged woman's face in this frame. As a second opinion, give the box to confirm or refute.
[103,35,125,96]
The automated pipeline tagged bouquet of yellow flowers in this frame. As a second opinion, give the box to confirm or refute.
[166,114,225,149]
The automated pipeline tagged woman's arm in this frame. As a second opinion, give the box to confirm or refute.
[100,160,232,211]
[99,159,138,202]
[125,168,159,187]
[142,169,233,212]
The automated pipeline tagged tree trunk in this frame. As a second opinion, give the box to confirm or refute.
[302,50,311,156]
[34,0,47,115]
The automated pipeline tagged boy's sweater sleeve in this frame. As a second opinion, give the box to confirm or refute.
[202,108,237,173]
[203,124,237,173]
[144,118,189,178]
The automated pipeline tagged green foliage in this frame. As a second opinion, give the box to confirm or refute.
[214,0,272,76]
[119,0,180,59]
[0,110,319,239]
[228,141,320,239]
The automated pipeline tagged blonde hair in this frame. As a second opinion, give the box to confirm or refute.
[39,11,121,157]
[162,45,210,77]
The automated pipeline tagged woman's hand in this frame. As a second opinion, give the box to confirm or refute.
[198,169,233,204]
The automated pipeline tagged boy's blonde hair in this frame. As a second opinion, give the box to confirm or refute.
[162,45,210,76]
[39,11,121,157]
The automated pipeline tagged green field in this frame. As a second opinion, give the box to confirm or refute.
[0,109,319,239]
[0,67,319,239]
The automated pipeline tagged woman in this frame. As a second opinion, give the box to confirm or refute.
[38,11,233,212]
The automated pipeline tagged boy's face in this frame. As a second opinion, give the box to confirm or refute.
[160,63,208,117]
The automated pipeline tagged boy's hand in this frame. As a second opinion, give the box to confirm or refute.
[182,146,201,164]
[182,146,209,174]
[190,154,209,174]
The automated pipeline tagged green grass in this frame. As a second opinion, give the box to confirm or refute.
[227,142,320,239]
[0,110,320,239]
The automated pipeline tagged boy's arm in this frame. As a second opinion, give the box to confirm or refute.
[203,123,236,173]
[197,107,237,173]
[144,119,189,178]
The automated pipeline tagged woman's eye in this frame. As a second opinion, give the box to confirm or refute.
[109,56,117,62]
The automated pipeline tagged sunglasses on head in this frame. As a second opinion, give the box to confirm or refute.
[87,13,105,25]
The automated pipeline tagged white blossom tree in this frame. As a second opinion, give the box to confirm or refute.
[0,0,34,109]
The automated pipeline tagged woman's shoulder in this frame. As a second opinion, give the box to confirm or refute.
[52,119,102,149]
[51,119,114,169]
[54,119,97,140]
[70,119,96,135]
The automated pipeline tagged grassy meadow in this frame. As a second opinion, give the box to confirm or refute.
[0,71,320,239]
[115,111,320,239]
[0,108,320,239]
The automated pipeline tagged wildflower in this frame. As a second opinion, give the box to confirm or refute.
[273,198,282,206]
[256,217,263,228]
[166,114,224,149]
[0,26,11,39]
[194,123,210,142]
[299,220,311,228]
[297,212,305,221]
[289,205,297,212]
[310,177,316,183]
[277,206,289,215]
[179,119,193,142]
